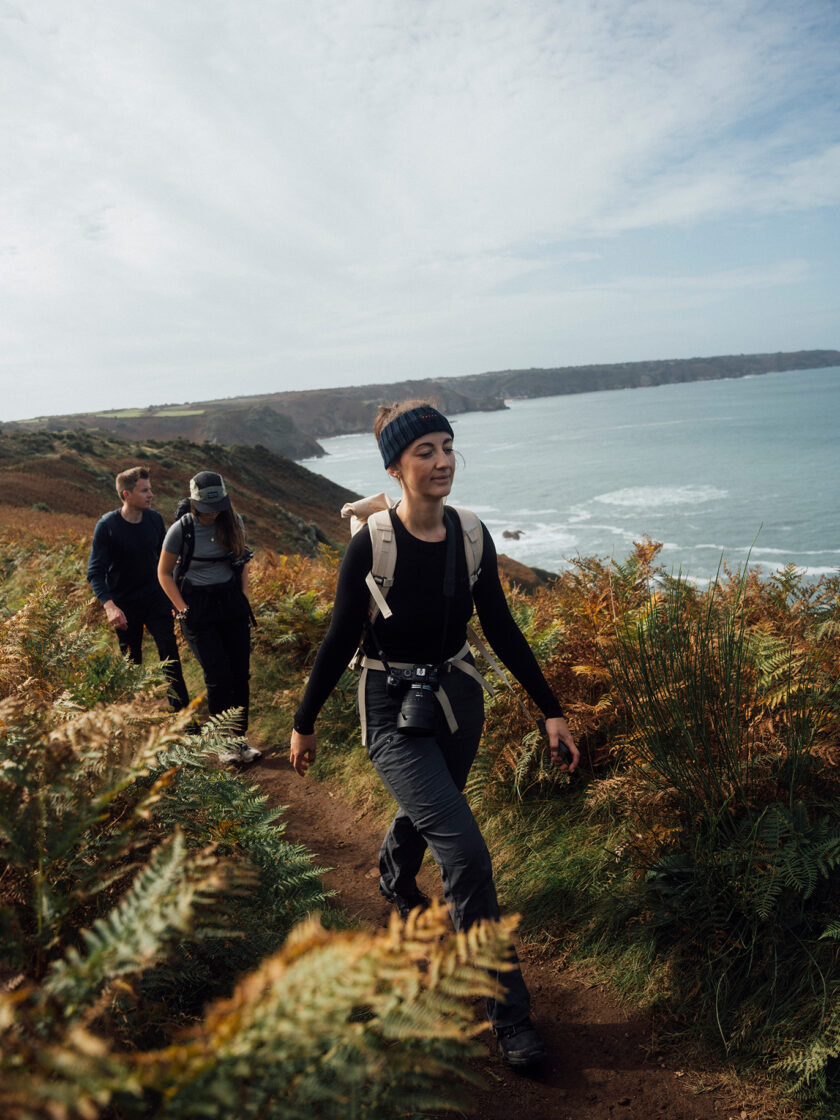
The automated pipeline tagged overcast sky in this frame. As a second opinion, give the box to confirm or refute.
[1,0,838,421]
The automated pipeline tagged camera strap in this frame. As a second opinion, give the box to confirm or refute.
[356,641,473,745]
[362,616,392,676]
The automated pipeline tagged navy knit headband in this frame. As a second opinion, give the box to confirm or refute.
[378,406,454,468]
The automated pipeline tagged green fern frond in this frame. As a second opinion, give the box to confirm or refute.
[775,1018,840,1095]
[44,831,230,1016]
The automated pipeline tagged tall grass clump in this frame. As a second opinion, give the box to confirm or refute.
[249,546,361,766]
[601,563,840,1099]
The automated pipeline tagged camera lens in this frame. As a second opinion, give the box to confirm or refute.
[397,683,438,735]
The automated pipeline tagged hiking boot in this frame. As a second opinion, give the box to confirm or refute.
[494,1018,547,1068]
[378,877,431,920]
[219,740,263,765]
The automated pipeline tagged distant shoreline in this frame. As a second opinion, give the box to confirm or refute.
[3,349,838,462]
[306,366,840,583]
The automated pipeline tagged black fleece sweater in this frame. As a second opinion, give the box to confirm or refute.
[294,509,563,734]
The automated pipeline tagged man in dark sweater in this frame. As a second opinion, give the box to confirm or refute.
[87,466,189,710]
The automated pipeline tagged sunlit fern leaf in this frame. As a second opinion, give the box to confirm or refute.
[775,1022,840,1097]
[43,831,231,1016]
[138,909,517,1119]
[0,910,516,1120]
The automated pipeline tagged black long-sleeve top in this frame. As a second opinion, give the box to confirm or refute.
[87,509,166,607]
[294,509,563,733]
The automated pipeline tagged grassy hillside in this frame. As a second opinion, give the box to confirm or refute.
[0,428,547,588]
[4,402,325,460]
[0,428,358,554]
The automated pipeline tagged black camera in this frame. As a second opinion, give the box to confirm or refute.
[386,664,440,735]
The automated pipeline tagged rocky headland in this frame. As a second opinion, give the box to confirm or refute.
[4,349,837,462]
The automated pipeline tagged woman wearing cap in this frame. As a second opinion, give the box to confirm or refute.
[158,471,260,763]
[289,400,578,1068]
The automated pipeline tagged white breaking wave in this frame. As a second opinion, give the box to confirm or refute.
[750,546,840,557]
[564,522,646,541]
[593,485,728,509]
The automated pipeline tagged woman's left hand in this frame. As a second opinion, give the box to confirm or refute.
[544,716,579,772]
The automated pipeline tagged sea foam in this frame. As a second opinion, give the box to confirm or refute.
[593,485,728,509]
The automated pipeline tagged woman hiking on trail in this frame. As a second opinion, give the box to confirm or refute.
[158,471,260,765]
[289,400,578,1068]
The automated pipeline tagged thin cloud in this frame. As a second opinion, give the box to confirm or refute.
[0,0,837,418]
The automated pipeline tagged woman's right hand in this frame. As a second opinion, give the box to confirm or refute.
[290,729,317,776]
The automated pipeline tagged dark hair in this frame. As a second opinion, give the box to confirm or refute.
[115,466,150,499]
[191,500,246,557]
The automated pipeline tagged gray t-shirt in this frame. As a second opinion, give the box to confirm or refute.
[162,516,246,587]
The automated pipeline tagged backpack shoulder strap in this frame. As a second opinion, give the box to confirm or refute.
[174,513,195,587]
[365,508,396,622]
[448,506,484,586]
[340,493,399,624]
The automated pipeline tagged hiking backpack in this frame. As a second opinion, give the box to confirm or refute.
[170,499,253,591]
[340,492,568,756]
[340,492,484,625]
[340,492,519,697]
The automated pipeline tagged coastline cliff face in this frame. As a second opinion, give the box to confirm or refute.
[252,381,506,439]
[3,350,837,460]
[454,350,840,399]
[21,404,324,461]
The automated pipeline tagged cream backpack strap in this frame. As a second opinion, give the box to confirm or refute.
[363,507,397,622]
[448,505,484,586]
[340,494,399,624]
[466,623,535,723]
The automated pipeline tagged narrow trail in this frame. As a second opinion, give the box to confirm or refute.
[251,752,765,1120]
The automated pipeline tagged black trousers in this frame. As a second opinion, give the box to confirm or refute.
[180,578,251,734]
[364,663,531,1027]
[117,593,189,710]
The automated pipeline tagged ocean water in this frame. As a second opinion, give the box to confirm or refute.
[301,367,840,583]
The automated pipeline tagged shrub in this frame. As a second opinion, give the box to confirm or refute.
[602,565,840,1095]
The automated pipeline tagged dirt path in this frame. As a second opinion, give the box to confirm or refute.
[250,752,768,1120]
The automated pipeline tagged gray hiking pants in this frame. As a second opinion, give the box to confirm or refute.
[363,663,531,1027]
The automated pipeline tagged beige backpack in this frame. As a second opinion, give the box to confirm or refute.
[340,492,484,624]
[340,493,534,741]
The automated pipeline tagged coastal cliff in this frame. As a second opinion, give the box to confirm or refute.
[4,349,837,460]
